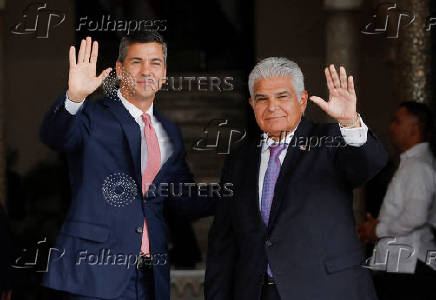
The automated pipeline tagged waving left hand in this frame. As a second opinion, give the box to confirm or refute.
[310,65,358,124]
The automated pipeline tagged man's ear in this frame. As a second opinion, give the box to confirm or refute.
[249,98,254,109]
[299,91,308,113]
[160,67,167,86]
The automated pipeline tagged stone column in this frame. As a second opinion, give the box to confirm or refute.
[324,0,365,226]
[394,0,432,105]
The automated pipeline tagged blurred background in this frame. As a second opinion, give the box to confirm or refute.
[0,0,435,299]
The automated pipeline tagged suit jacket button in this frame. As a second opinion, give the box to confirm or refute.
[136,226,143,234]
[265,240,273,248]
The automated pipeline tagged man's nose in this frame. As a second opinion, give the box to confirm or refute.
[267,99,278,112]
[140,62,151,76]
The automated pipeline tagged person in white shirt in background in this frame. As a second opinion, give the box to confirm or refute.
[358,101,436,300]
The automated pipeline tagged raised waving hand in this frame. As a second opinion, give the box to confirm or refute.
[310,65,359,126]
[67,36,112,102]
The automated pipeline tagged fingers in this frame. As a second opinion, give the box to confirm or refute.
[339,66,347,89]
[348,75,356,96]
[84,36,92,63]
[309,96,328,112]
[324,68,334,91]
[329,65,341,89]
[90,41,99,65]
[69,46,76,68]
[77,39,86,63]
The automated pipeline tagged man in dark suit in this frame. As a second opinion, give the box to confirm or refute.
[40,32,213,300]
[205,57,387,300]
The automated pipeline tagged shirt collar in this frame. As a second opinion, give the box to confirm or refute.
[117,89,153,121]
[261,126,298,152]
[400,142,430,160]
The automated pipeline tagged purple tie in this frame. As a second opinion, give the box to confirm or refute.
[261,143,287,277]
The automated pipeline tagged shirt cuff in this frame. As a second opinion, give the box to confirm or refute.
[339,116,368,147]
[65,92,85,115]
[376,222,389,238]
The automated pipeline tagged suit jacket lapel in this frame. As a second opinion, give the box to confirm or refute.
[103,98,142,188]
[246,138,264,231]
[268,118,313,231]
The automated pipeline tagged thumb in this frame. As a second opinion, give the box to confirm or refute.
[309,96,328,112]
[97,67,113,82]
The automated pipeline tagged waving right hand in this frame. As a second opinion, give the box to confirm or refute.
[67,36,112,102]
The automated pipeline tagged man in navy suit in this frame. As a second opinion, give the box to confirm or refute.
[205,58,387,300]
[40,32,213,300]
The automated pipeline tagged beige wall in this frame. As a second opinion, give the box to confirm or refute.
[4,0,75,174]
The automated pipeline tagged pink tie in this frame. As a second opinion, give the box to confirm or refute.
[141,113,161,256]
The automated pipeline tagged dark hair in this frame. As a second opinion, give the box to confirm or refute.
[399,101,436,157]
[117,31,167,64]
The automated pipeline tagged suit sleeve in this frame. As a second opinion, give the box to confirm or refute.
[334,126,388,188]
[163,126,217,219]
[204,157,236,300]
[39,93,91,152]
[164,152,217,219]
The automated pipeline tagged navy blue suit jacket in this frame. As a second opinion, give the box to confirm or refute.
[40,94,214,299]
[205,118,388,300]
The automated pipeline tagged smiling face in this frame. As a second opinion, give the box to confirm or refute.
[116,42,166,103]
[249,76,308,139]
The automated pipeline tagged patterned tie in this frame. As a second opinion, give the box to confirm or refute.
[261,142,287,276]
[141,113,161,256]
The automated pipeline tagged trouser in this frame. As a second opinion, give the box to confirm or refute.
[68,268,154,300]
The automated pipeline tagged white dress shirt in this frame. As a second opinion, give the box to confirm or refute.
[65,90,174,173]
[258,117,369,208]
[373,143,436,272]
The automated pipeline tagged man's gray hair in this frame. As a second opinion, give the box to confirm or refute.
[248,57,305,100]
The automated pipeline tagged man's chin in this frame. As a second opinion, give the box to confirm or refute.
[135,89,158,99]
[264,128,291,138]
